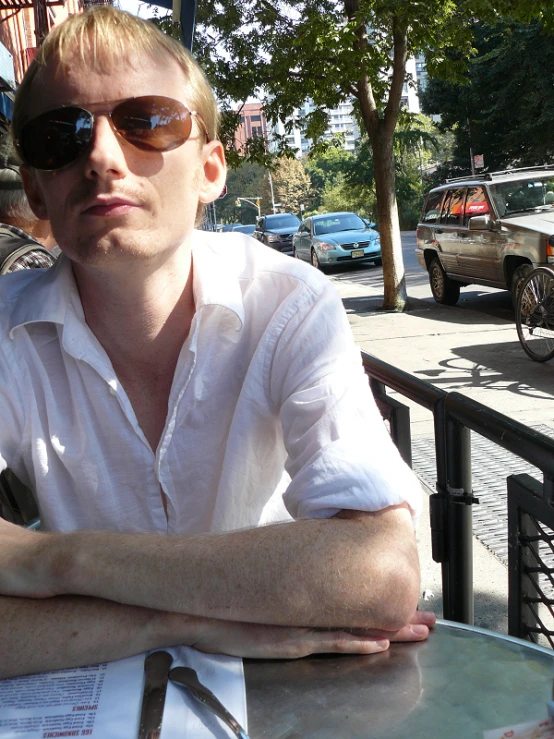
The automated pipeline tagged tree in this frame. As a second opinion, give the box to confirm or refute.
[421,20,554,173]
[216,162,265,224]
[184,0,552,309]
[269,156,313,217]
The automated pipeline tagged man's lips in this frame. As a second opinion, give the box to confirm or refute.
[82,197,140,217]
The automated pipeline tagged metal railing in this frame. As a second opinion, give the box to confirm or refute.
[362,350,554,641]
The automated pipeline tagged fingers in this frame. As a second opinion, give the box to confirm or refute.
[409,610,437,627]
[345,610,436,643]
[303,632,391,657]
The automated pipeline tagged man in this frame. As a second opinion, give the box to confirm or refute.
[0,7,434,680]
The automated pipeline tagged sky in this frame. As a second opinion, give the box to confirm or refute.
[117,0,168,18]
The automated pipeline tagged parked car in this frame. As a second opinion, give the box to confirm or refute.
[253,213,301,255]
[292,212,381,271]
[416,167,554,307]
[232,224,256,236]
[218,223,241,233]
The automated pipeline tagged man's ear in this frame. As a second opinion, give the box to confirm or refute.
[20,165,49,220]
[199,140,227,205]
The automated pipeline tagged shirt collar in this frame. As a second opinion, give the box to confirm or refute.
[9,232,245,336]
[9,254,82,337]
[191,231,245,333]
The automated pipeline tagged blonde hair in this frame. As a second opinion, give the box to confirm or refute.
[12,6,219,143]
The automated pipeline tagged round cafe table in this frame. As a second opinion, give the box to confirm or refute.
[244,619,554,738]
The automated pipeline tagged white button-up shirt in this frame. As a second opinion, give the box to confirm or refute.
[0,232,421,534]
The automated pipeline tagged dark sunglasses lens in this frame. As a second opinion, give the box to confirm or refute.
[112,96,192,152]
[20,107,93,170]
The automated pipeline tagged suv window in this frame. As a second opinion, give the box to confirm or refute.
[440,188,466,226]
[463,186,490,226]
[489,176,554,217]
[422,190,444,224]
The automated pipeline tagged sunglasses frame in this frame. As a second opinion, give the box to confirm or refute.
[16,95,211,172]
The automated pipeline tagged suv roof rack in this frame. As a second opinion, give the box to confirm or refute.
[444,164,554,184]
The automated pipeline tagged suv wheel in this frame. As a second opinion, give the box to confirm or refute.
[429,257,461,305]
[511,264,533,311]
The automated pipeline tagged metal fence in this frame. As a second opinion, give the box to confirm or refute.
[362,350,554,643]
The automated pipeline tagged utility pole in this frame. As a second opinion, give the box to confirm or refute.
[267,171,276,214]
[467,114,475,177]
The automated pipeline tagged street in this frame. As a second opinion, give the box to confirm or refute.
[329,231,514,323]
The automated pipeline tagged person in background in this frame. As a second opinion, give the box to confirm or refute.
[0,127,59,272]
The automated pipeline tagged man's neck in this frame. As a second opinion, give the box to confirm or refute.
[71,245,196,451]
[75,246,194,360]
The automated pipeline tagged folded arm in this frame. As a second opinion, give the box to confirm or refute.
[0,505,434,677]
[1,505,419,630]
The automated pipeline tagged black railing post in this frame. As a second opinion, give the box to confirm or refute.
[443,410,474,624]
[431,397,449,608]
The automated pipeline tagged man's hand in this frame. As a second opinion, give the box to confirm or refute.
[186,610,437,660]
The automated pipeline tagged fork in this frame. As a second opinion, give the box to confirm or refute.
[169,666,251,739]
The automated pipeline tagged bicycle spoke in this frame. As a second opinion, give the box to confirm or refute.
[516,269,554,362]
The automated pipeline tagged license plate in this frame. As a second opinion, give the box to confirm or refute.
[351,249,364,258]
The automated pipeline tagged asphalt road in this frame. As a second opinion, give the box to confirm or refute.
[329,231,515,323]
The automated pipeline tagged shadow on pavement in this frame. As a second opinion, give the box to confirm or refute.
[435,341,554,399]
[406,342,553,400]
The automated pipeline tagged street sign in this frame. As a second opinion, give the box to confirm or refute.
[474,154,484,169]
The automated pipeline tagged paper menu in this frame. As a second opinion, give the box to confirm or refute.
[0,648,246,739]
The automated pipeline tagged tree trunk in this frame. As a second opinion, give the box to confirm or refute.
[352,6,409,312]
[372,127,407,311]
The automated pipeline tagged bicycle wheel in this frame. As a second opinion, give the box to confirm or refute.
[516,267,554,362]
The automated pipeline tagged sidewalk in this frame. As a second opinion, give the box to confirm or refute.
[328,250,554,633]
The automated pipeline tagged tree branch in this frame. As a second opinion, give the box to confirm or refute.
[344,0,379,140]
[383,15,408,140]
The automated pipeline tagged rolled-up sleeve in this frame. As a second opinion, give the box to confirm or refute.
[0,325,27,477]
[271,279,422,524]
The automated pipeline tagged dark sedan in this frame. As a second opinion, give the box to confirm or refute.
[253,213,301,255]
[292,212,381,270]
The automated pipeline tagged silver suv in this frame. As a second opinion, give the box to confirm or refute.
[416,167,554,307]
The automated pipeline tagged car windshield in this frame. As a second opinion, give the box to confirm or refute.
[265,215,300,229]
[313,214,366,236]
[489,176,554,217]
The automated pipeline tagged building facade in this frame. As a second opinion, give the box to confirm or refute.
[234,101,268,153]
[0,0,104,118]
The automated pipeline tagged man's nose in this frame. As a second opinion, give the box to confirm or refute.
[83,114,128,180]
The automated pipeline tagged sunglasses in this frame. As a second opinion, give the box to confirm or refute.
[16,95,210,172]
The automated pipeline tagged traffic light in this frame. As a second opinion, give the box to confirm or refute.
[256,199,260,207]
[235,198,241,207]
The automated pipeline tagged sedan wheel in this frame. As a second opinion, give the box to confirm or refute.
[311,249,321,270]
[293,247,300,259]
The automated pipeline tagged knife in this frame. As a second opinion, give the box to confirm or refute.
[169,665,251,739]
[138,650,174,739]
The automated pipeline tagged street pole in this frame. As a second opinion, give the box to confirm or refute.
[467,116,475,177]
[268,171,276,214]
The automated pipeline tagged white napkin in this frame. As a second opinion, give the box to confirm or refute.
[0,648,247,739]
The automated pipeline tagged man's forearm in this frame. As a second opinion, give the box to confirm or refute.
[0,595,198,679]
[11,507,420,631]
